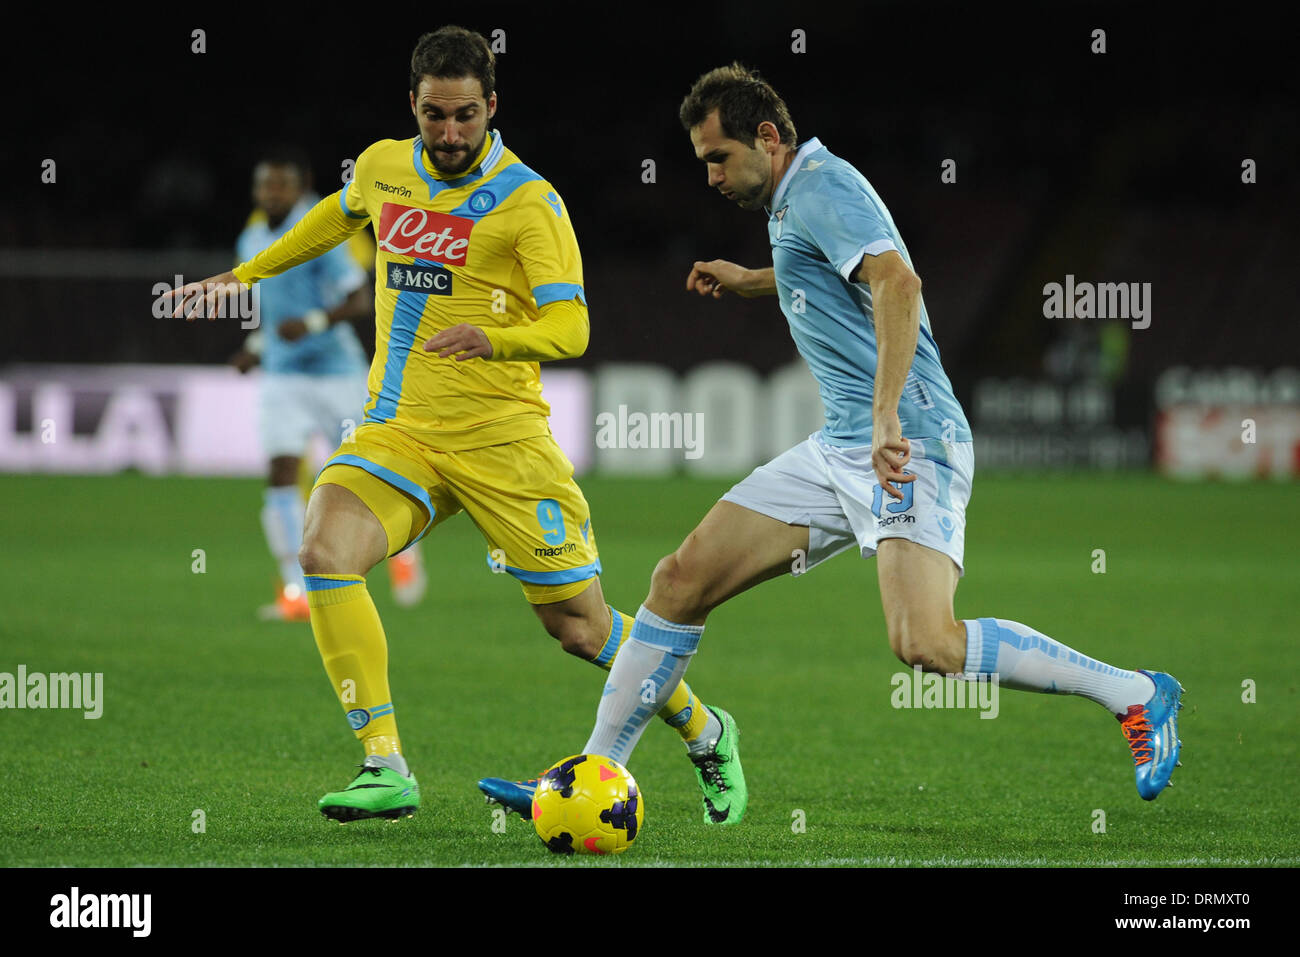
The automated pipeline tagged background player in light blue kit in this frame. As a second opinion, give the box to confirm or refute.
[232,152,426,620]
[577,64,1183,803]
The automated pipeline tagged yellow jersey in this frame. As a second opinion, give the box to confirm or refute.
[233,129,588,450]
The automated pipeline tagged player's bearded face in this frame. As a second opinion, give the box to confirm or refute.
[691,113,774,211]
[726,149,772,209]
[411,76,497,176]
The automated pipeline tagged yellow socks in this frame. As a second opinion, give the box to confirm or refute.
[304,574,403,761]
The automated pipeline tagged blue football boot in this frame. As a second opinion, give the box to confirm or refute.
[1119,670,1184,800]
[478,776,538,819]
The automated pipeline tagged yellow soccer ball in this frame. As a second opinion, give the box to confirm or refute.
[532,754,644,855]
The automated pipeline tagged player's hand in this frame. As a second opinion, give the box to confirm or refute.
[162,271,246,321]
[871,410,914,501]
[278,319,308,341]
[424,323,493,361]
[230,349,259,374]
[686,260,756,299]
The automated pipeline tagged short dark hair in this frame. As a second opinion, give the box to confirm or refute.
[255,147,312,188]
[410,26,495,99]
[679,62,797,147]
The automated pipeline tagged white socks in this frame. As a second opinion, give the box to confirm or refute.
[583,606,704,763]
[963,618,1154,716]
[261,485,306,593]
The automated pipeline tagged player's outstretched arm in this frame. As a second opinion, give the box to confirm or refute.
[162,271,247,321]
[161,191,369,322]
[686,260,776,298]
[235,191,370,288]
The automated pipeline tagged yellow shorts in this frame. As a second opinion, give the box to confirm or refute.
[313,422,600,604]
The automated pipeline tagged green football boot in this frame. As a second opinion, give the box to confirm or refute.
[318,765,419,823]
[690,707,747,825]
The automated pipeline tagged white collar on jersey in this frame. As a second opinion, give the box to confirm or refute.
[768,136,824,212]
[477,130,506,177]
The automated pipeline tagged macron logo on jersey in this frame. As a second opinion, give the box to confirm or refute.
[377,203,473,265]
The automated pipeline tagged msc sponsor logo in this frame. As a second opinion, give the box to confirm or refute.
[373,179,413,198]
[377,203,473,264]
[387,262,452,295]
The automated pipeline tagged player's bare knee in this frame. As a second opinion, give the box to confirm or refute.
[649,551,709,620]
[537,608,604,659]
[298,535,371,576]
[560,623,602,659]
[892,619,964,673]
[897,635,938,671]
[297,538,332,576]
[883,608,910,661]
[647,552,683,601]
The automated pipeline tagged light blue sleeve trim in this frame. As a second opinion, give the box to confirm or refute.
[532,282,587,307]
[339,182,369,219]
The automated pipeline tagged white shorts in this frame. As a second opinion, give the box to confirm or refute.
[722,432,975,576]
[258,372,370,460]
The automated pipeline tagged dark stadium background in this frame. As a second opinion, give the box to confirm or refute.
[4,2,1295,437]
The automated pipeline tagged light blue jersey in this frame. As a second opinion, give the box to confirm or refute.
[236,196,369,375]
[767,138,971,447]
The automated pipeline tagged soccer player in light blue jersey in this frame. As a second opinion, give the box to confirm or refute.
[233,153,426,619]
[577,64,1183,803]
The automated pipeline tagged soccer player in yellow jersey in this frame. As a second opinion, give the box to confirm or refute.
[168,26,747,826]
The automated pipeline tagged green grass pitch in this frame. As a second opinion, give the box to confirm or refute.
[0,472,1296,867]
